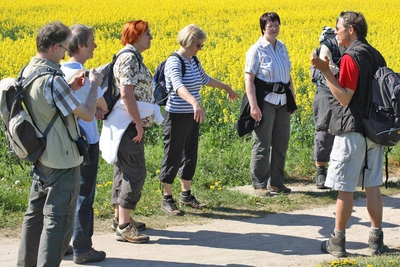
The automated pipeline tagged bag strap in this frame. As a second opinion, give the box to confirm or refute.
[20,66,60,137]
[109,49,142,103]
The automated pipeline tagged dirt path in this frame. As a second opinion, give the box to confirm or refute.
[2,184,400,267]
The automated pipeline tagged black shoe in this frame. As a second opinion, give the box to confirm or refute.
[368,231,385,256]
[161,198,182,216]
[64,245,73,256]
[180,194,207,209]
[321,231,347,257]
[73,248,106,264]
[316,166,330,189]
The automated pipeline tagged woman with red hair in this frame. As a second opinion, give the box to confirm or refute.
[103,20,156,243]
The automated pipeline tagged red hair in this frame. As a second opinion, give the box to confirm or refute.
[121,20,148,45]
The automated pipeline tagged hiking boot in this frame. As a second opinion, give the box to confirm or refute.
[180,194,207,209]
[254,188,271,197]
[267,185,291,194]
[111,217,146,231]
[316,166,330,189]
[368,231,385,256]
[73,248,106,264]
[116,224,150,243]
[321,231,347,257]
[161,198,182,216]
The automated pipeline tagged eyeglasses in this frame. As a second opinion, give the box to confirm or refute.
[196,43,204,49]
[266,24,280,30]
[58,43,69,52]
[335,25,348,32]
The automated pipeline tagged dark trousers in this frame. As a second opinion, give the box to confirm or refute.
[251,102,290,189]
[159,112,199,184]
[72,142,100,254]
[111,123,146,210]
[17,162,80,267]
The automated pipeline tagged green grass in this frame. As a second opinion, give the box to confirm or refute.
[1,114,400,266]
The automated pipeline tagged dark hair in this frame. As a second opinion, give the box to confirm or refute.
[68,24,94,56]
[36,21,71,53]
[339,11,368,38]
[121,20,148,45]
[260,12,281,35]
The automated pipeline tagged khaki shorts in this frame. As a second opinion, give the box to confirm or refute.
[326,132,383,192]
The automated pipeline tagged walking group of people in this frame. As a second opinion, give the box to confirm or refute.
[15,9,388,267]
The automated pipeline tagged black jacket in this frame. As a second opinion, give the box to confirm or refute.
[236,78,297,137]
[329,38,386,135]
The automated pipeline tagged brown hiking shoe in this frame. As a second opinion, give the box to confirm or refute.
[116,224,150,243]
[161,198,182,216]
[368,231,385,256]
[180,194,207,209]
[111,217,146,231]
[267,185,291,194]
[321,231,347,257]
[254,188,271,197]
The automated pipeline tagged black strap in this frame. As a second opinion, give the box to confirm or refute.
[110,49,142,104]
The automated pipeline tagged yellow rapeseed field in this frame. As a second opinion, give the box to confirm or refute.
[1,0,399,118]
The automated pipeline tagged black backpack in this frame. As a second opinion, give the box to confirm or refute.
[0,66,60,163]
[310,26,342,85]
[152,53,199,106]
[96,49,140,120]
[358,66,400,147]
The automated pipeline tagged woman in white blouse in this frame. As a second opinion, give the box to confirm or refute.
[245,12,297,197]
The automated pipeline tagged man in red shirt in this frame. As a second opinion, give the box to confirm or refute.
[311,11,386,257]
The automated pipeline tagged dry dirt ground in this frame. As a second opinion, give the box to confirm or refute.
[2,183,400,267]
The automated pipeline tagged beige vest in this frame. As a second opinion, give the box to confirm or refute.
[23,58,82,169]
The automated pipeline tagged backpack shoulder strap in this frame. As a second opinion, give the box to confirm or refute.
[192,56,199,67]
[19,66,60,136]
[114,49,141,71]
[170,52,186,77]
[20,66,60,89]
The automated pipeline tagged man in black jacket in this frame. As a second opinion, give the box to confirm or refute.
[311,11,386,257]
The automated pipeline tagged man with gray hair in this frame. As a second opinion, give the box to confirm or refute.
[311,11,387,257]
[17,21,102,266]
[61,24,107,264]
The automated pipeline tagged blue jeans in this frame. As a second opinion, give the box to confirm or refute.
[72,142,100,254]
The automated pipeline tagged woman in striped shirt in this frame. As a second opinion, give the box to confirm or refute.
[245,12,297,197]
[159,24,238,216]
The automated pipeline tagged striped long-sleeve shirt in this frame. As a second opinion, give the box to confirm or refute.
[164,53,210,113]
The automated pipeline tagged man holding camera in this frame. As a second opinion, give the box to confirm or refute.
[61,24,108,264]
[17,21,103,267]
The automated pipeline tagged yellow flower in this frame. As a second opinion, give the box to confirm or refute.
[94,209,100,215]
[218,187,222,190]
[155,169,160,175]
[210,185,215,189]
[97,184,103,188]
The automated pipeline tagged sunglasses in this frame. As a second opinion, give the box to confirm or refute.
[196,43,204,48]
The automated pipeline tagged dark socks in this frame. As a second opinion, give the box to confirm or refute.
[181,190,191,197]
[119,222,130,230]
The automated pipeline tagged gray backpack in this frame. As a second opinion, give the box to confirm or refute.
[0,67,59,162]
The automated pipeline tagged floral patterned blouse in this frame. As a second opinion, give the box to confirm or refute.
[113,44,155,128]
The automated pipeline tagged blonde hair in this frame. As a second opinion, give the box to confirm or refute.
[177,24,206,48]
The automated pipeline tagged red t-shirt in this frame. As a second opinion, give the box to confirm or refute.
[339,54,359,91]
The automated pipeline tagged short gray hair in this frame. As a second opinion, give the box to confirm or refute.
[178,24,206,48]
[68,24,94,56]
